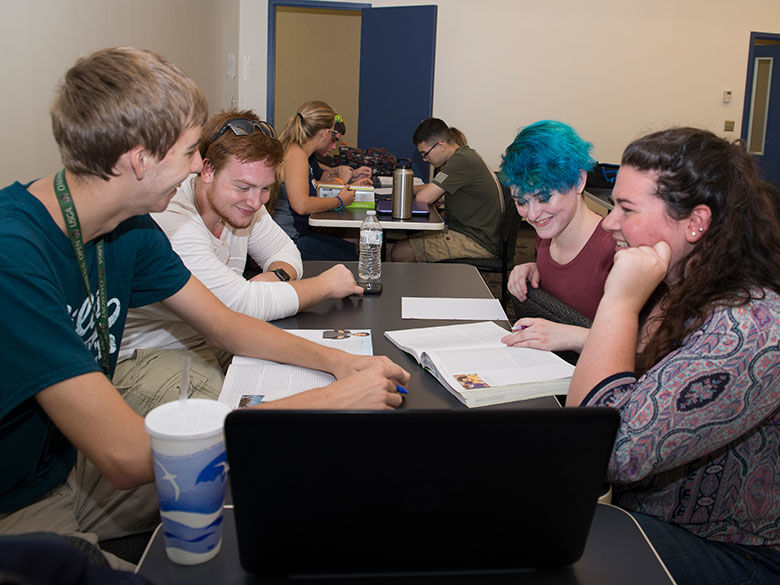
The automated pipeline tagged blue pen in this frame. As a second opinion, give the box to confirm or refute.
[395,385,408,395]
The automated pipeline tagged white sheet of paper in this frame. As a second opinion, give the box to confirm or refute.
[401,297,508,321]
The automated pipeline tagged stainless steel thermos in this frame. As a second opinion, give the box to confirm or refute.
[391,158,414,219]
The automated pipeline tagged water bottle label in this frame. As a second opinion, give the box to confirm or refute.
[360,231,382,245]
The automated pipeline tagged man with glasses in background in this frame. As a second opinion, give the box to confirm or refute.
[117,110,368,403]
[391,117,503,262]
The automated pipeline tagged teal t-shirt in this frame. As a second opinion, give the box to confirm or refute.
[0,181,191,514]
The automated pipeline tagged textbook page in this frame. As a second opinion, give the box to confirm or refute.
[385,322,574,407]
[424,346,574,389]
[401,297,508,321]
[273,328,373,355]
[384,321,509,362]
[219,329,373,408]
[419,347,574,407]
[219,359,335,408]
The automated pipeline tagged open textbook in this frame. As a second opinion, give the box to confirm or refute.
[384,321,574,408]
[218,329,373,408]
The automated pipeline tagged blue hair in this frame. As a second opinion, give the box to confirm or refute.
[499,120,595,203]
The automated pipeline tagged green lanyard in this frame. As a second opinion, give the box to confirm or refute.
[53,169,112,379]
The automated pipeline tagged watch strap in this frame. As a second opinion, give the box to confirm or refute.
[271,268,290,281]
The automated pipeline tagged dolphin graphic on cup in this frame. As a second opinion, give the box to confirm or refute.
[145,399,232,565]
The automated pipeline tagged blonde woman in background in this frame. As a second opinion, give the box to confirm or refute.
[318,115,372,186]
[273,100,361,260]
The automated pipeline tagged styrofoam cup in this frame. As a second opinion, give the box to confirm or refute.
[145,399,232,565]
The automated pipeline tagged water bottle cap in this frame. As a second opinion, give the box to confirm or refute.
[366,210,376,216]
[395,158,412,169]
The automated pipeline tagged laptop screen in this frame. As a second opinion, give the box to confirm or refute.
[225,408,618,576]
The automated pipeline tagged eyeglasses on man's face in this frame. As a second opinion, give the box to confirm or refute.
[417,141,441,161]
[203,118,276,152]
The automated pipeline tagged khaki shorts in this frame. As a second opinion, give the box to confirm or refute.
[408,228,492,262]
[114,345,229,415]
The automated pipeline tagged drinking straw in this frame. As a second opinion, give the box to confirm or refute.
[179,356,191,402]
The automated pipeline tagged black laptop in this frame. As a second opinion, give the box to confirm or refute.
[225,408,619,577]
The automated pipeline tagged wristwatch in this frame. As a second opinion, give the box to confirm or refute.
[271,268,291,282]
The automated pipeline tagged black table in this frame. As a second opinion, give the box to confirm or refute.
[136,504,674,584]
[136,262,673,584]
[273,261,558,410]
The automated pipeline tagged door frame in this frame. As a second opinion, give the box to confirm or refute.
[266,0,370,127]
[740,31,780,141]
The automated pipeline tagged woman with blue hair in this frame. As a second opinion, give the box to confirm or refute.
[500,121,614,352]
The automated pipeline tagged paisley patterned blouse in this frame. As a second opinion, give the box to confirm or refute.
[582,289,780,548]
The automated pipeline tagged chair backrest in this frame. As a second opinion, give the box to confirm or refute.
[437,178,521,307]
[498,181,521,260]
[493,181,522,307]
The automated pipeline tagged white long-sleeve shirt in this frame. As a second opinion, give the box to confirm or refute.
[118,175,303,360]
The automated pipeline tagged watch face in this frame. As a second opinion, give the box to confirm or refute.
[272,268,290,281]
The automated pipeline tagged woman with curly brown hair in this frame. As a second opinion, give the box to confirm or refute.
[568,127,780,584]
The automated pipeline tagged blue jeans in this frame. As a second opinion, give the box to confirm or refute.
[295,234,357,261]
[629,511,780,585]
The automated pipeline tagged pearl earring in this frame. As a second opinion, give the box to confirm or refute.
[691,232,697,236]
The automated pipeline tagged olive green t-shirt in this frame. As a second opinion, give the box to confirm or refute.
[431,146,503,255]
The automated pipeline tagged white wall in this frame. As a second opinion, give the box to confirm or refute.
[2,0,779,185]
[239,0,270,116]
[0,0,239,186]
[238,0,780,169]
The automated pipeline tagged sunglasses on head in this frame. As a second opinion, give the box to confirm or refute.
[203,118,276,152]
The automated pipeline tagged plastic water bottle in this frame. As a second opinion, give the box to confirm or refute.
[358,210,382,283]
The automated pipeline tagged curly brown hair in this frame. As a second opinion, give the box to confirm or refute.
[624,127,780,375]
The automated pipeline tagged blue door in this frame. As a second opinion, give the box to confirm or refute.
[742,36,780,188]
[358,6,437,179]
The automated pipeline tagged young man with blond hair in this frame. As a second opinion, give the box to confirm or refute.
[0,47,408,559]
[118,109,366,401]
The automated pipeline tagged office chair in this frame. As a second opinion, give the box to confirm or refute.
[440,182,521,308]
